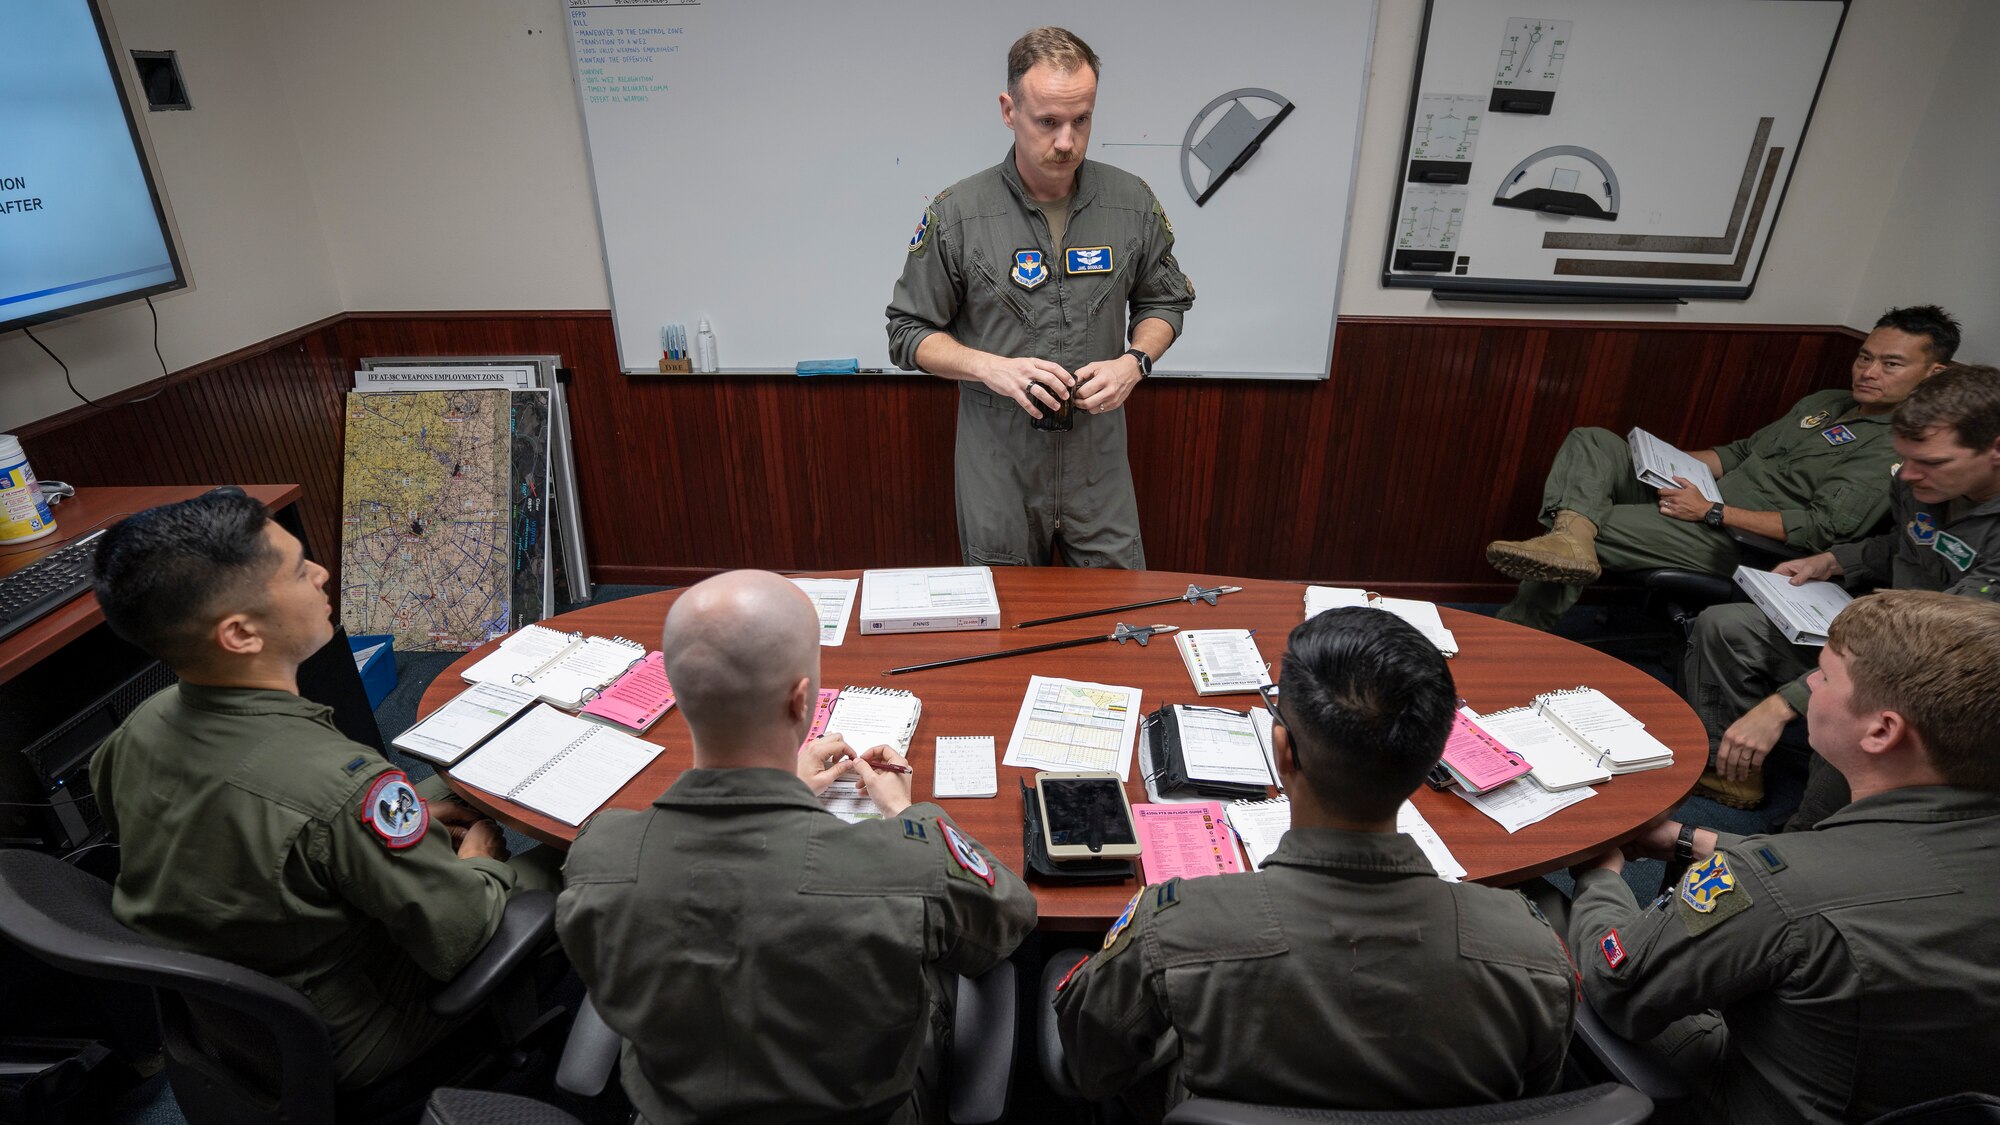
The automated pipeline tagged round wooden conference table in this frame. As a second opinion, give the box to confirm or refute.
[427,568,1702,931]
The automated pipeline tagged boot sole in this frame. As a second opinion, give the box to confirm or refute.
[1485,544,1600,586]
[1695,779,1766,810]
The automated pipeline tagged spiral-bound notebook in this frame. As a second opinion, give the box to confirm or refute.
[448,704,662,825]
[816,687,922,821]
[461,624,647,709]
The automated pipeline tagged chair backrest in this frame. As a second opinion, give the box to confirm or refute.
[423,1087,586,1125]
[0,848,337,1124]
[1867,1093,2000,1125]
[1162,1083,1653,1125]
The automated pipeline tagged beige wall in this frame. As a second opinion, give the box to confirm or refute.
[1851,0,1997,363]
[0,0,1979,430]
[0,0,339,431]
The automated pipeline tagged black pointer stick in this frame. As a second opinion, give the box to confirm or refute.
[884,623,1178,676]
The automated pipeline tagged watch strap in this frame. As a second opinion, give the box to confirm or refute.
[1124,347,1153,377]
[1674,823,1697,863]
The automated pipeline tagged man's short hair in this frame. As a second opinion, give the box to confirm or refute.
[92,493,276,669]
[1891,364,2000,450]
[1875,305,1962,363]
[1277,607,1457,820]
[1007,27,1099,92]
[1826,590,2000,791]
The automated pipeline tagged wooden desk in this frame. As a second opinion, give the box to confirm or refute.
[429,569,1701,930]
[0,484,300,688]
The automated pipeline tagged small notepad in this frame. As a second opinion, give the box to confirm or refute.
[932,736,998,798]
[450,704,662,826]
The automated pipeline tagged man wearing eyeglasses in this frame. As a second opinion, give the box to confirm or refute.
[1053,608,1576,1117]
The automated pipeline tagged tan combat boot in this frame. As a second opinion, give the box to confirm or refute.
[1485,510,1602,585]
[1696,767,1766,810]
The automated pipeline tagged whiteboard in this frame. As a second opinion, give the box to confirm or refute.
[563,0,1377,378]
[1381,0,1847,301]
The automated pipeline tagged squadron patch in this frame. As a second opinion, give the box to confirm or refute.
[939,821,994,886]
[1934,531,1977,572]
[1800,408,1832,428]
[1065,246,1114,274]
[1011,248,1048,290]
[1822,424,1856,446]
[1102,888,1144,955]
[1599,929,1627,969]
[1677,852,1753,936]
[908,208,933,255]
[1908,512,1939,546]
[361,771,428,850]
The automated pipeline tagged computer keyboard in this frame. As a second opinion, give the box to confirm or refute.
[0,529,106,646]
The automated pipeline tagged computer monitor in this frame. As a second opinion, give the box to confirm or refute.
[0,0,187,335]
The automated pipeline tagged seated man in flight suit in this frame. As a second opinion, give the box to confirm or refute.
[555,569,1037,1124]
[1486,305,1960,632]
[90,492,558,1087]
[1567,590,2000,1123]
[1053,607,1577,1120]
[1683,363,2000,812]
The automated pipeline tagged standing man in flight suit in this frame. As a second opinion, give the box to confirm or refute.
[886,26,1194,570]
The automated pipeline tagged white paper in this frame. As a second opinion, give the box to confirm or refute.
[1303,586,1370,616]
[1174,706,1274,787]
[530,637,644,709]
[791,577,859,647]
[450,704,662,825]
[352,642,385,671]
[1249,706,1283,791]
[1396,801,1466,882]
[817,689,922,821]
[1176,629,1273,694]
[1224,797,1292,870]
[1476,707,1611,791]
[461,624,574,686]
[1629,427,1722,504]
[932,736,998,799]
[1373,596,1460,656]
[1537,687,1642,734]
[392,681,537,765]
[1454,777,1595,833]
[1003,675,1143,780]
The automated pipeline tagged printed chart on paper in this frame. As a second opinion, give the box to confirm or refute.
[1003,675,1144,780]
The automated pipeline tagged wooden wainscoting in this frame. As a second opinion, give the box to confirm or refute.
[16,312,1860,601]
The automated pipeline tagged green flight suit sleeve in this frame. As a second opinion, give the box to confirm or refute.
[916,805,1037,977]
[315,770,517,982]
[1568,853,1796,1043]
[1939,550,2000,600]
[1052,901,1179,1101]
[1126,187,1193,340]
[1778,471,1893,552]
[1710,411,1787,476]
[1829,525,1898,588]
[885,195,961,371]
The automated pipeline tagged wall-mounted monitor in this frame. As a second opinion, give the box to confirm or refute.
[1,0,187,335]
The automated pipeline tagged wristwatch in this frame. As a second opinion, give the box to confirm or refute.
[1674,823,1698,864]
[1703,502,1726,528]
[1124,347,1153,377]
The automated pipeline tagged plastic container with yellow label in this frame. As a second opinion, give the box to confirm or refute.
[0,435,57,545]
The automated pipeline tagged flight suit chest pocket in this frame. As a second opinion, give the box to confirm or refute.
[1324,922,1436,1039]
[968,248,1035,326]
[1065,239,1135,321]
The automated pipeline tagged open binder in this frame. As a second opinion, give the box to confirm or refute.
[461,624,646,708]
[1142,704,1274,801]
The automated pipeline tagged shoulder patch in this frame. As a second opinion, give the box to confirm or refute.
[1677,852,1753,936]
[1152,197,1174,238]
[939,820,995,886]
[360,770,428,850]
[1152,877,1182,913]
[908,207,933,255]
[1102,888,1144,957]
[901,817,928,843]
[1599,929,1627,969]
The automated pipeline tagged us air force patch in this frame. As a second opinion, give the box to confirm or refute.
[1822,424,1856,446]
[1908,512,1939,546]
[1800,408,1832,428]
[1677,852,1752,936]
[1011,248,1048,290]
[361,771,428,850]
[1065,246,1113,274]
[940,821,995,886]
[908,208,932,255]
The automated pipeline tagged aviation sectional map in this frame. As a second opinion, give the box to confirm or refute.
[340,390,515,651]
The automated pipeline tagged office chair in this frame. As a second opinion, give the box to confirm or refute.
[0,848,563,1125]
[422,1087,586,1125]
[554,962,1019,1125]
[1867,1094,2000,1124]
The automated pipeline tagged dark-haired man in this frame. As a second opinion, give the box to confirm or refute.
[1488,305,1961,632]
[1566,591,2000,1122]
[557,570,1036,1124]
[1053,608,1575,1118]
[1685,363,2000,815]
[88,493,556,1087]
[886,26,1194,569]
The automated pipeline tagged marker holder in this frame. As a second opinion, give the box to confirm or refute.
[657,356,693,374]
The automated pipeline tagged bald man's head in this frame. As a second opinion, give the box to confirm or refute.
[660,570,820,761]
